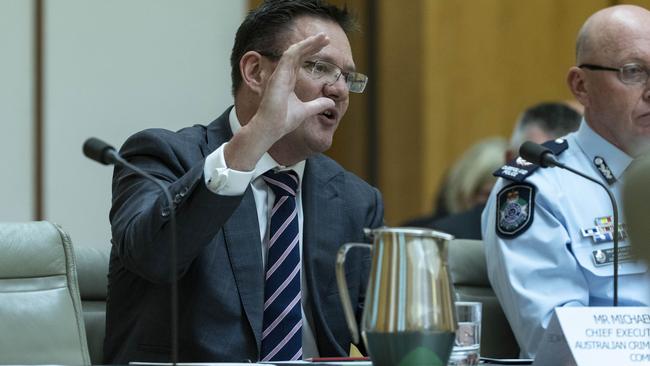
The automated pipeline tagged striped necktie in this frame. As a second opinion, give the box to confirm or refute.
[260,170,302,361]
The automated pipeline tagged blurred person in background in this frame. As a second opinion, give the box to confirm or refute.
[506,101,582,161]
[404,101,581,239]
[403,137,507,239]
[443,137,508,215]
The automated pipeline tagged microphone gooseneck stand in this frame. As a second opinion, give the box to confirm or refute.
[111,153,180,362]
[83,138,179,364]
[519,141,619,306]
[554,163,619,306]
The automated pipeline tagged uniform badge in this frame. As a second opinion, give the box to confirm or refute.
[591,246,634,267]
[581,215,627,243]
[496,183,535,238]
[593,156,616,185]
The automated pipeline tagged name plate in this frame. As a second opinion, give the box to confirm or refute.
[533,306,650,366]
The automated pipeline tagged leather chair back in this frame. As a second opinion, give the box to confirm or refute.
[0,221,91,365]
[448,239,520,358]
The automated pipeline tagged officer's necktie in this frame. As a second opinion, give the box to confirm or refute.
[260,170,302,361]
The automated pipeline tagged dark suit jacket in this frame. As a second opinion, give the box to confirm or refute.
[104,107,384,364]
[402,204,484,240]
[429,203,484,240]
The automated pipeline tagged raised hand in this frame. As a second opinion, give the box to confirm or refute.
[254,33,335,139]
[225,33,336,171]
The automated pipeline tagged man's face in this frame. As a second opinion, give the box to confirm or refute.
[274,16,353,157]
[580,27,650,156]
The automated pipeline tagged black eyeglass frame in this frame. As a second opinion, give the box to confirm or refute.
[578,63,650,85]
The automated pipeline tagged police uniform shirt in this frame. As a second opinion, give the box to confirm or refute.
[481,120,650,358]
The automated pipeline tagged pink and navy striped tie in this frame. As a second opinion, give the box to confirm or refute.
[260,170,302,361]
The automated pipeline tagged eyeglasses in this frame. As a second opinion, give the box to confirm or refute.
[257,51,368,93]
[579,63,650,85]
[302,60,368,93]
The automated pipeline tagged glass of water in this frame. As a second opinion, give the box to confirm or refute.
[448,301,481,366]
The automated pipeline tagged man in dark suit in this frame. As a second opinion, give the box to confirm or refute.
[104,1,383,363]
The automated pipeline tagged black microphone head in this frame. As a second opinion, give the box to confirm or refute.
[519,141,557,168]
[83,137,117,165]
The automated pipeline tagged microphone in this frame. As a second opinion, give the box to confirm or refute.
[82,137,120,165]
[82,137,180,364]
[519,141,620,306]
[519,141,560,168]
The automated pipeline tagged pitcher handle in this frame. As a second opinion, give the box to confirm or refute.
[335,243,372,345]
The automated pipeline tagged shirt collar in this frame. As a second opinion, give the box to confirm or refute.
[574,118,633,180]
[229,107,306,183]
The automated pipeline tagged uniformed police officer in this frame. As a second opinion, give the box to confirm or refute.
[482,5,650,358]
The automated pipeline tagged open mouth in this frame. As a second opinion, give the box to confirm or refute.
[319,108,337,121]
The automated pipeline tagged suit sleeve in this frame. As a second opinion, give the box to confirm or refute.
[482,179,589,358]
[109,129,244,284]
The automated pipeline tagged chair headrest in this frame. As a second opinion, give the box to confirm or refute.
[0,221,69,278]
[74,245,110,299]
[448,239,489,286]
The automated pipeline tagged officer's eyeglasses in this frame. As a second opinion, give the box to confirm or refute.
[302,60,368,93]
[579,63,650,86]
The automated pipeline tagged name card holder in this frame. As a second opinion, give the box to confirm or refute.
[533,306,650,366]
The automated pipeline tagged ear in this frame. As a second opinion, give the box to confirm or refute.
[567,66,589,108]
[239,51,269,95]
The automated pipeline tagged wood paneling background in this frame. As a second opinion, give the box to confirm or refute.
[377,0,650,225]
[248,0,650,225]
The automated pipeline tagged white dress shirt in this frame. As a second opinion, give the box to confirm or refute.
[202,107,320,359]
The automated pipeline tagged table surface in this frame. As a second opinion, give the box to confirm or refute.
[129,358,534,366]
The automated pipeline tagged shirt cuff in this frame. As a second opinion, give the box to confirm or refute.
[204,142,253,196]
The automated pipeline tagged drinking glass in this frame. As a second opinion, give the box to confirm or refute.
[448,301,481,366]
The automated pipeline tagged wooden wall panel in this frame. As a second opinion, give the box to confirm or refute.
[380,0,612,225]
[619,0,650,7]
[417,0,608,220]
[377,0,426,225]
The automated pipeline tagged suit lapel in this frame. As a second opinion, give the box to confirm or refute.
[210,116,348,353]
[210,106,265,351]
[223,187,264,350]
[302,157,347,354]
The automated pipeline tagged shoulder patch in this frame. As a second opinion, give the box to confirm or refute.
[493,138,569,182]
[496,183,536,238]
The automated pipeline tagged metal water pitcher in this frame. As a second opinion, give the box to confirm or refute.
[336,227,457,366]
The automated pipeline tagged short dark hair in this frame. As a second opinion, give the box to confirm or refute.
[230,0,356,95]
[510,102,582,151]
[520,102,582,136]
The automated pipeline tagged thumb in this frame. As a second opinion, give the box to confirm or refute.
[302,97,335,117]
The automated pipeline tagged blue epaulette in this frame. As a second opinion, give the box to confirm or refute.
[493,138,569,182]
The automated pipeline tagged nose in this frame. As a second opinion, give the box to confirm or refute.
[323,74,348,100]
